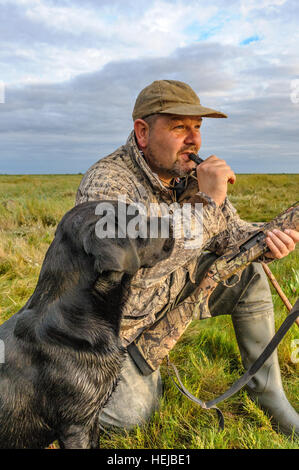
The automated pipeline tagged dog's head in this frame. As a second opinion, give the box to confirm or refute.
[72,201,174,276]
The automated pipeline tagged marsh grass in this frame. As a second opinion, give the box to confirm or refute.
[0,174,298,449]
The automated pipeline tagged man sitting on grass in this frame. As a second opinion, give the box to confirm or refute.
[76,80,299,436]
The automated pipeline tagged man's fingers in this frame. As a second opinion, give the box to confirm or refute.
[196,154,236,206]
[266,235,287,259]
[273,229,296,249]
[228,173,236,185]
[265,229,297,259]
[202,155,236,182]
[284,228,299,243]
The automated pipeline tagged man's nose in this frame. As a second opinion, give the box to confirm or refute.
[184,128,201,146]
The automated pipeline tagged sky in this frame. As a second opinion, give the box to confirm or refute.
[0,0,299,174]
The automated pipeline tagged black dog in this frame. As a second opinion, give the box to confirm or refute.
[0,201,173,449]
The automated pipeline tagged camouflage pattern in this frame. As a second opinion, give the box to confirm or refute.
[76,131,266,368]
[211,203,299,285]
[191,203,299,320]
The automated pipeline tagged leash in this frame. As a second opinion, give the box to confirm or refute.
[166,298,299,430]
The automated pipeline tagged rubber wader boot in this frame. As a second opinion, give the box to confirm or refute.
[232,310,299,437]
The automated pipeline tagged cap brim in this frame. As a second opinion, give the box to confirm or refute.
[159,104,227,118]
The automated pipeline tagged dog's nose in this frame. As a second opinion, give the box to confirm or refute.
[162,237,174,254]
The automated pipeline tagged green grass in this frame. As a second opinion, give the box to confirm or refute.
[0,174,298,449]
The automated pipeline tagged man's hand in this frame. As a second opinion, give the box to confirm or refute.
[265,229,299,259]
[196,155,236,206]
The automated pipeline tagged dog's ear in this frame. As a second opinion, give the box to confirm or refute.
[93,238,140,275]
[82,220,141,275]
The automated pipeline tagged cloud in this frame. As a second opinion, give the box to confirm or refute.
[0,0,298,173]
[240,0,288,15]
[0,0,253,84]
[1,38,299,174]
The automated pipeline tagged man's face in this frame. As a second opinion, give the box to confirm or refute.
[142,114,202,181]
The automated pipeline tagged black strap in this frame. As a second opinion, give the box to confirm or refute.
[127,341,155,376]
[166,357,225,430]
[167,298,299,430]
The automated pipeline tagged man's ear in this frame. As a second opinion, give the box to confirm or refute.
[134,119,150,149]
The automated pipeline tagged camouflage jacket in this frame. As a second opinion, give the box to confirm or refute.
[76,131,260,370]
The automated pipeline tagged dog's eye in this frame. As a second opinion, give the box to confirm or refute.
[162,238,173,252]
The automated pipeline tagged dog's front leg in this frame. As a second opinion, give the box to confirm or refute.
[89,420,101,449]
[58,424,92,449]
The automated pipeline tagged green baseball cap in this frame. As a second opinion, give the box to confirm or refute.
[132,80,227,121]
